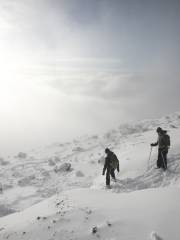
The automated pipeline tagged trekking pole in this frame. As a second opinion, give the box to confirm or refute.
[147,146,153,170]
[100,142,106,150]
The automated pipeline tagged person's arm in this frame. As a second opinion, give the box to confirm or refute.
[151,141,158,147]
[117,160,120,172]
[102,157,108,175]
[151,137,159,147]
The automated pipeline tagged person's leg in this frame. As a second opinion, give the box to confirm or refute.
[110,168,116,180]
[106,168,110,186]
[161,150,167,170]
[157,150,162,168]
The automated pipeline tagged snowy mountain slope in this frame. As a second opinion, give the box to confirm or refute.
[0,112,180,239]
[0,187,180,240]
[0,112,180,214]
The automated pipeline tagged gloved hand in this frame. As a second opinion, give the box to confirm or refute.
[102,170,105,175]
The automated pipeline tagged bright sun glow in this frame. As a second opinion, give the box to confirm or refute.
[0,42,23,113]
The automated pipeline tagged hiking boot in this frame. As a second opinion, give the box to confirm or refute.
[112,177,116,182]
[106,185,111,189]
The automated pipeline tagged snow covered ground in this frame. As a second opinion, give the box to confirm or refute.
[0,111,180,239]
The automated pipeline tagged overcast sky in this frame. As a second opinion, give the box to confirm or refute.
[0,0,180,154]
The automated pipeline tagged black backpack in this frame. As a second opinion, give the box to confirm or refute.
[109,153,119,169]
[164,134,170,147]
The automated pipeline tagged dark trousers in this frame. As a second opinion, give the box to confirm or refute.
[106,168,115,186]
[157,149,168,169]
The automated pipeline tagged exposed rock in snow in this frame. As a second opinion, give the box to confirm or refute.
[16,152,27,159]
[12,171,22,178]
[76,170,84,177]
[48,158,56,166]
[106,221,112,227]
[48,157,61,166]
[170,124,177,128]
[18,175,36,186]
[54,156,61,162]
[72,147,85,152]
[41,171,50,177]
[54,163,71,173]
[1,183,13,191]
[92,135,98,139]
[89,160,96,164]
[92,226,98,234]
[150,231,164,240]
[0,158,9,166]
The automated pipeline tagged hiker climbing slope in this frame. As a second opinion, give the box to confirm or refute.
[102,148,119,188]
[151,127,170,170]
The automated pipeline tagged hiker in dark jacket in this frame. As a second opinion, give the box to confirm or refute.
[102,148,119,188]
[151,127,170,170]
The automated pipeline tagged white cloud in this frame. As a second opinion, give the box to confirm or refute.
[0,0,180,154]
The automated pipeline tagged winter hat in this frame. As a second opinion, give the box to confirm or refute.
[105,148,110,153]
[156,127,163,133]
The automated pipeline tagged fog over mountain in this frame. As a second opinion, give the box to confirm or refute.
[0,0,180,154]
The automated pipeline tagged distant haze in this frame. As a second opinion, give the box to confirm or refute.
[0,0,180,155]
